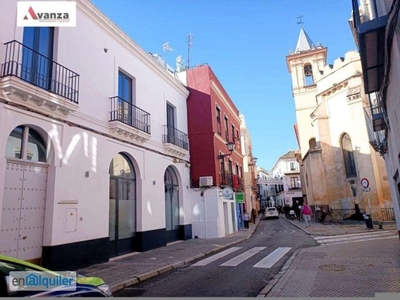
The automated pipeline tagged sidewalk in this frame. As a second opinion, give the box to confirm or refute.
[259,218,400,297]
[78,217,261,292]
[77,214,399,295]
[284,217,398,236]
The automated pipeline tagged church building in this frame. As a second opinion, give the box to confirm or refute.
[286,28,392,221]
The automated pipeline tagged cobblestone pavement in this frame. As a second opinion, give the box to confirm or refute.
[77,214,400,296]
[259,218,400,297]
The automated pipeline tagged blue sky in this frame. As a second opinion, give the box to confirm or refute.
[91,0,357,170]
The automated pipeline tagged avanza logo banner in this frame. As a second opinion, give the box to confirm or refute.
[17,1,76,27]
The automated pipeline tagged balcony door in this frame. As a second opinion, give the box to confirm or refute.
[21,27,54,90]
[118,71,133,126]
[166,103,175,144]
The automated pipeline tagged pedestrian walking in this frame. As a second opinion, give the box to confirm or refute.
[284,204,290,219]
[301,202,312,228]
[292,205,298,220]
[243,210,250,230]
[251,208,257,224]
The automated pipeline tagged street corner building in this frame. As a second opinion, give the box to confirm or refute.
[0,0,192,270]
[349,0,400,239]
[286,26,393,222]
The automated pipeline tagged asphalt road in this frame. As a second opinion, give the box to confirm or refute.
[114,216,318,297]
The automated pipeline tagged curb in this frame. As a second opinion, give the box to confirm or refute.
[257,248,301,297]
[283,217,311,235]
[110,220,260,293]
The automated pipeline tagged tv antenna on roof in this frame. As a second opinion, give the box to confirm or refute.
[297,15,304,25]
[187,33,193,68]
[162,42,173,69]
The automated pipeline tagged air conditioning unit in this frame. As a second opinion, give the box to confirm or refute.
[199,176,213,187]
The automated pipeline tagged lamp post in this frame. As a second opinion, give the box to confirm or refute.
[218,141,236,159]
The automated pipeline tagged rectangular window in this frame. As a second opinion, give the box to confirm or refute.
[118,71,133,103]
[231,124,235,140]
[220,155,225,183]
[236,129,240,150]
[290,177,299,189]
[166,103,176,144]
[290,162,296,170]
[22,27,54,90]
[224,116,229,141]
[216,107,221,135]
[118,71,133,125]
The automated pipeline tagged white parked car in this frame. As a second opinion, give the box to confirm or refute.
[264,207,279,219]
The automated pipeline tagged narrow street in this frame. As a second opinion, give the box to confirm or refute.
[114,218,317,297]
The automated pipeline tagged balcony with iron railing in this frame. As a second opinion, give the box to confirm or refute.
[370,103,387,132]
[162,125,189,157]
[108,96,151,143]
[234,176,244,192]
[220,171,244,191]
[0,40,79,115]
[220,171,233,187]
[351,0,387,95]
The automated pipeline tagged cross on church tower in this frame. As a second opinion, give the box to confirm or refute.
[297,15,304,25]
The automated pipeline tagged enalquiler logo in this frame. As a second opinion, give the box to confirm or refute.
[8,271,77,291]
[17,1,76,27]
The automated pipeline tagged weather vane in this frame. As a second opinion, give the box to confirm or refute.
[297,15,304,25]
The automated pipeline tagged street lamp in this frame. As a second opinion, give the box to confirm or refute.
[218,141,236,159]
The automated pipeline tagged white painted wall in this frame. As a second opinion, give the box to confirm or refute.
[190,187,237,238]
[270,153,302,207]
[0,0,191,248]
[380,1,400,232]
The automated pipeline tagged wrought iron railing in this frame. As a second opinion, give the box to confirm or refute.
[235,176,244,191]
[162,125,188,150]
[1,40,79,103]
[220,171,233,187]
[109,96,151,134]
[381,207,395,221]
[219,172,243,191]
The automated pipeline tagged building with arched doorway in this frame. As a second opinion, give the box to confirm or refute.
[286,28,392,221]
[0,0,192,270]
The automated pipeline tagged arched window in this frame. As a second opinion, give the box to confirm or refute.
[109,153,136,257]
[6,126,47,162]
[165,166,180,242]
[341,134,357,178]
[304,63,314,86]
[309,138,317,150]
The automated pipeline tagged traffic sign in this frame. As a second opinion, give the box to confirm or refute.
[361,178,369,188]
[362,187,371,192]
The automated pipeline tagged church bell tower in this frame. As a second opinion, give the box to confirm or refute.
[286,28,327,157]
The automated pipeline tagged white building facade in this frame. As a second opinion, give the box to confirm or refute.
[270,151,302,208]
[0,0,192,270]
[350,0,400,238]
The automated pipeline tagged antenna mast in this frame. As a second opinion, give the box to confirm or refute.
[187,33,193,68]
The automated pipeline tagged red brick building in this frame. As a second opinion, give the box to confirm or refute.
[183,65,244,192]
